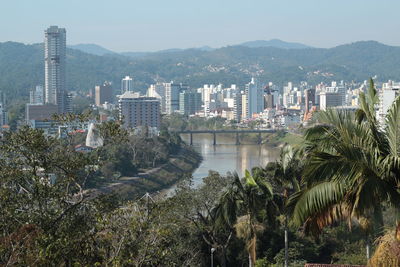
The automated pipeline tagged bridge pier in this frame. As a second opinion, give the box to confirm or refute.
[213,132,217,146]
[190,133,193,146]
[258,132,262,145]
[236,132,240,145]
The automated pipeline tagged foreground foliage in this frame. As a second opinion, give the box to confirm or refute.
[289,78,400,264]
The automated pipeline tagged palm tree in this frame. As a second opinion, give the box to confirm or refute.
[271,145,302,267]
[289,78,400,261]
[215,170,276,266]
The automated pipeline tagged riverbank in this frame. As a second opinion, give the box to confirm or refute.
[263,131,303,147]
[84,146,202,200]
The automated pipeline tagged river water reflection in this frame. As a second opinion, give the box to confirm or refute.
[180,133,280,187]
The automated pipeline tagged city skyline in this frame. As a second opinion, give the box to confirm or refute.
[1,0,400,52]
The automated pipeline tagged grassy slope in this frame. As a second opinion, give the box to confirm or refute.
[264,131,304,147]
[85,147,202,200]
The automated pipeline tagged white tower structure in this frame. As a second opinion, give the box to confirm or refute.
[121,76,133,93]
[44,26,67,113]
[245,78,263,118]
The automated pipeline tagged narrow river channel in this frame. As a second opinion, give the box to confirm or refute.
[180,133,281,187]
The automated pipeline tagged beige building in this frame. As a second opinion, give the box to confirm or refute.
[118,91,161,129]
[95,81,113,107]
[241,94,247,120]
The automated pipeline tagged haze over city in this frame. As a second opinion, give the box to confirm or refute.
[1,0,400,51]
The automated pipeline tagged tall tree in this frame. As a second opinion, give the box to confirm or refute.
[269,145,302,267]
[215,170,276,266]
[289,79,400,262]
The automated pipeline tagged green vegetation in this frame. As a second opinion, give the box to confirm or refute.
[1,79,399,265]
[265,131,304,147]
[289,79,400,265]
[162,113,228,131]
[2,41,400,101]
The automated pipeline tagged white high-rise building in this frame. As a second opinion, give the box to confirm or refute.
[245,78,263,118]
[147,83,166,113]
[165,82,188,114]
[378,81,400,125]
[121,76,133,93]
[44,26,67,113]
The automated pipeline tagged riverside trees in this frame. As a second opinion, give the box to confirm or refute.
[2,79,400,265]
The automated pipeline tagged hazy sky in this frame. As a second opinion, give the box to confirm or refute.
[1,0,399,52]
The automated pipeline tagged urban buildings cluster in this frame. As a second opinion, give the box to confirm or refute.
[143,78,399,129]
[1,25,399,137]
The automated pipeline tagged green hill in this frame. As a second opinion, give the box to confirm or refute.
[1,40,400,100]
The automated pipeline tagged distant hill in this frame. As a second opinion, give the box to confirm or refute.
[68,43,116,56]
[120,46,215,58]
[71,39,312,58]
[239,39,312,49]
[1,40,400,102]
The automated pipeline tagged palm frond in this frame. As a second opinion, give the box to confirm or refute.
[385,95,400,157]
[290,181,346,228]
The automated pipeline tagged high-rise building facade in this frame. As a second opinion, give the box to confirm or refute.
[245,78,263,118]
[378,81,400,125]
[165,82,188,114]
[319,91,342,111]
[147,83,166,113]
[121,76,133,93]
[95,81,113,106]
[0,103,8,127]
[0,91,6,107]
[30,85,44,105]
[233,91,243,122]
[119,91,161,129]
[179,90,202,115]
[304,88,315,114]
[44,26,67,113]
[264,86,274,109]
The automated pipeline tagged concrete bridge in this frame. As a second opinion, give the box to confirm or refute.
[177,129,277,145]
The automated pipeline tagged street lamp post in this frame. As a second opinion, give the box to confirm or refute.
[211,247,216,267]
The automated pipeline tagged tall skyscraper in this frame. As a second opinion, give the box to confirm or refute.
[245,78,263,118]
[44,26,67,113]
[121,76,133,93]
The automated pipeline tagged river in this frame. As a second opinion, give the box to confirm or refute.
[180,133,281,187]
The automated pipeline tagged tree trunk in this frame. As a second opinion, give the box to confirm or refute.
[248,236,257,267]
[396,220,400,241]
[366,236,370,260]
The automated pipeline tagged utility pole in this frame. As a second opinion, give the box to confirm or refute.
[211,247,216,267]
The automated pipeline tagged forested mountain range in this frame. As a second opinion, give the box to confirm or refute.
[68,39,309,56]
[1,40,400,100]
